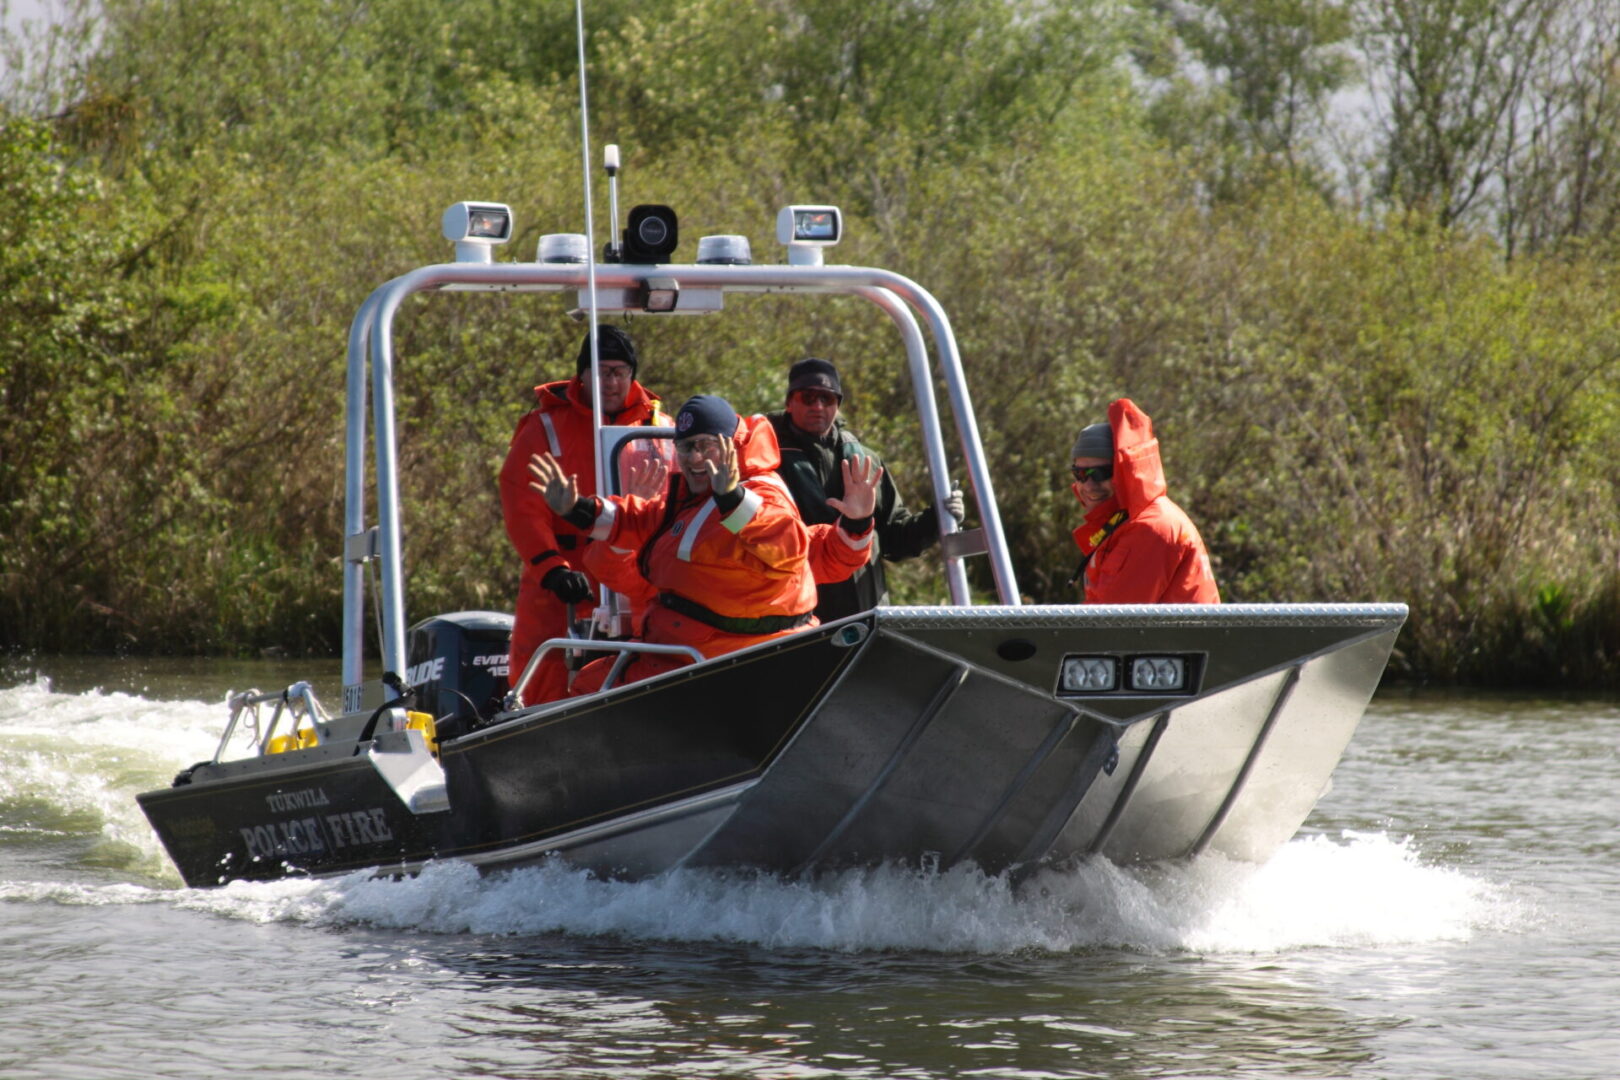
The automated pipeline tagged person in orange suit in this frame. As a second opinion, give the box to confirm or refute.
[1069,398,1219,604]
[498,325,666,705]
[529,394,878,693]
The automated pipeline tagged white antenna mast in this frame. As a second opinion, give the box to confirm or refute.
[574,0,607,499]
[573,0,621,634]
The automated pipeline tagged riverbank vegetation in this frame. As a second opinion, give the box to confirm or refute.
[3,0,1618,686]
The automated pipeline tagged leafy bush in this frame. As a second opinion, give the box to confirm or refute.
[2,0,1617,688]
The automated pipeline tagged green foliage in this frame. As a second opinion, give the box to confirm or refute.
[1,0,1618,688]
[1140,0,1355,197]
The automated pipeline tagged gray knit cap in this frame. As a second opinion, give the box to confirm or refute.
[1071,421,1113,460]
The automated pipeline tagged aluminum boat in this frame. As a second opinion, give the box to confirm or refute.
[136,196,1406,888]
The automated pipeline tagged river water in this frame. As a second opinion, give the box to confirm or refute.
[1,657,1615,1079]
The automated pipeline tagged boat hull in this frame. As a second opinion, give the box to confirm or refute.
[138,603,1404,887]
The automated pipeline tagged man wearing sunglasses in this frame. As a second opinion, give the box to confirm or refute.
[499,325,667,705]
[1069,398,1219,605]
[767,357,966,622]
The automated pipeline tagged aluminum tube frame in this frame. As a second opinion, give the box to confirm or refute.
[342,283,401,700]
[352,261,1021,680]
[856,287,970,605]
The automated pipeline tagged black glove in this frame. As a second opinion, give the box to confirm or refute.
[542,566,592,605]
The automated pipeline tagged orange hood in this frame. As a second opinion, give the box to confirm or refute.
[733,413,782,478]
[1108,398,1168,516]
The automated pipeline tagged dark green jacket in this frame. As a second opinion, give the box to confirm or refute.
[767,411,941,621]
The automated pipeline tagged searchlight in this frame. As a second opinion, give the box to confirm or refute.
[777,205,842,266]
[442,202,513,264]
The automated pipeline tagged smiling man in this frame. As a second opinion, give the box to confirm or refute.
[767,357,964,621]
[1069,398,1219,605]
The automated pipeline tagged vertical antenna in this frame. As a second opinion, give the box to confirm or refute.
[575,0,606,499]
[574,0,616,632]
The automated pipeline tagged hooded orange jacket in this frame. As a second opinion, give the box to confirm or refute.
[500,376,665,702]
[499,376,665,586]
[1072,398,1219,605]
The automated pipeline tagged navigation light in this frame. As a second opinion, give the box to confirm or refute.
[697,235,752,265]
[538,233,589,264]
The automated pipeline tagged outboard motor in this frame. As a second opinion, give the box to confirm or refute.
[405,611,513,731]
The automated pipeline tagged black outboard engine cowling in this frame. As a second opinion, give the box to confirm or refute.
[405,611,513,729]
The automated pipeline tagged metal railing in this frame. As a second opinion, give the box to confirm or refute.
[214,681,332,762]
[342,261,1019,699]
[505,638,706,709]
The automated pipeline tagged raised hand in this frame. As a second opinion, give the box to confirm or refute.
[704,436,740,497]
[527,452,580,516]
[826,454,883,520]
[624,454,669,500]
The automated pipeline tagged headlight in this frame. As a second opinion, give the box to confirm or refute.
[1056,653,1199,696]
[1127,657,1187,692]
[637,276,680,313]
[466,208,510,238]
[1059,656,1118,693]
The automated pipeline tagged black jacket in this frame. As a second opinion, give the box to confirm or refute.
[767,411,941,621]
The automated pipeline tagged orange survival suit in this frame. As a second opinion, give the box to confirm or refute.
[499,375,665,704]
[570,415,869,693]
[1072,398,1220,604]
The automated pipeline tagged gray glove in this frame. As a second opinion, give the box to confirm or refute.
[942,488,966,524]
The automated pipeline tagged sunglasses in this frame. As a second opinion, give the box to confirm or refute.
[1071,464,1113,484]
[794,389,840,407]
[674,435,723,456]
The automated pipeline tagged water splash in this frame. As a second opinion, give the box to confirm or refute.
[1,680,1517,955]
[3,834,1512,956]
[0,675,228,878]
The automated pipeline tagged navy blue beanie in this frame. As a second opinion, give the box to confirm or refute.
[787,357,842,399]
[576,325,638,378]
[675,394,739,440]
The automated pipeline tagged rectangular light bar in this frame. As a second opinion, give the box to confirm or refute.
[1059,656,1118,693]
[1127,656,1187,692]
[1056,653,1200,696]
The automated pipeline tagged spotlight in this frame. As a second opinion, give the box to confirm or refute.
[441,202,512,263]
